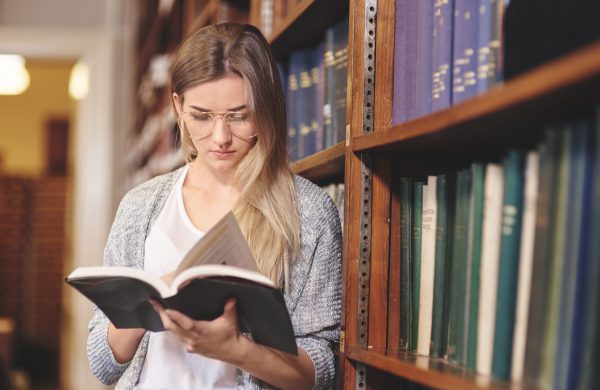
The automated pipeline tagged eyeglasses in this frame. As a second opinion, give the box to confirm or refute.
[182,111,256,140]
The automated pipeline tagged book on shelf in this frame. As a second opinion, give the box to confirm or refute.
[410,180,424,352]
[431,0,454,112]
[399,177,413,351]
[65,212,297,355]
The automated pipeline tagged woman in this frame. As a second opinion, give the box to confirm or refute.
[86,23,342,389]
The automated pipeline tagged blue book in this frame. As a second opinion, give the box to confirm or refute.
[333,18,349,144]
[314,42,325,153]
[296,48,314,160]
[576,106,600,390]
[553,119,590,389]
[452,0,479,104]
[392,0,418,124]
[432,0,455,111]
[476,0,506,95]
[286,53,300,161]
[415,0,434,118]
[491,149,525,380]
[323,26,336,148]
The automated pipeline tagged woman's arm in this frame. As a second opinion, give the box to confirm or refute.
[151,299,315,390]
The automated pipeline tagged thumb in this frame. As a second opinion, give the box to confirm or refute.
[222,298,237,320]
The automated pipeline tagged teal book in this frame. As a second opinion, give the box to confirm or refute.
[523,129,561,385]
[399,177,413,351]
[491,150,525,380]
[447,169,472,365]
[466,162,485,372]
[554,120,589,389]
[410,181,424,352]
[430,173,455,358]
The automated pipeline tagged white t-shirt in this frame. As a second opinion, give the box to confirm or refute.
[135,165,237,389]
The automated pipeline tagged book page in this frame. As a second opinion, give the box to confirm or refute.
[174,212,259,275]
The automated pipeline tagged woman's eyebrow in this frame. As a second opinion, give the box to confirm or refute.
[188,104,247,112]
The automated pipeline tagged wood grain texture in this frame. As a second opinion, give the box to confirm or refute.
[290,142,345,184]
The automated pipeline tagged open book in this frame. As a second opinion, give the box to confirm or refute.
[65,212,297,355]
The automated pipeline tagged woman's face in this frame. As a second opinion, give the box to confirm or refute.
[174,74,256,175]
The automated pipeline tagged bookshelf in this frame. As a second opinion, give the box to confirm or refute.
[342,1,600,389]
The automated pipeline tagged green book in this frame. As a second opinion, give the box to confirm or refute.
[430,173,455,358]
[539,128,571,389]
[492,150,526,380]
[410,181,424,352]
[447,169,472,365]
[523,129,561,386]
[399,177,413,351]
[466,162,485,372]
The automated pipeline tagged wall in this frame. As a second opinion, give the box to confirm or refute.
[0,59,75,176]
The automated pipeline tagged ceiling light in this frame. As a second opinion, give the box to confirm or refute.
[0,54,30,95]
[69,61,89,100]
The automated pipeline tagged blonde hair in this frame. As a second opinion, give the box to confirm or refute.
[170,23,300,287]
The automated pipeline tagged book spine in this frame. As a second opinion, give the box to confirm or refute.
[323,26,336,148]
[523,129,561,385]
[410,181,424,352]
[577,106,600,390]
[539,129,571,389]
[432,0,455,112]
[447,169,472,365]
[491,150,525,380]
[452,0,479,104]
[466,162,485,372]
[554,120,589,389]
[399,177,413,351]
[297,49,313,160]
[477,0,506,94]
[287,53,300,161]
[476,163,504,376]
[510,150,540,382]
[415,0,434,118]
[417,176,438,356]
[333,18,349,144]
[392,0,419,124]
[314,42,325,153]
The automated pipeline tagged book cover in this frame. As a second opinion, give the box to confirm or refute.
[476,0,506,94]
[417,176,438,356]
[333,18,349,144]
[466,162,485,372]
[399,177,413,351]
[314,41,326,154]
[324,26,336,148]
[492,150,525,380]
[431,0,455,112]
[410,181,424,352]
[510,150,540,382]
[65,212,297,355]
[447,168,472,365]
[476,163,504,376]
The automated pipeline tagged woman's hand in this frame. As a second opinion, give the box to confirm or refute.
[149,298,245,364]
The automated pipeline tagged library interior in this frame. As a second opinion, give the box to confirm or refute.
[0,0,599,389]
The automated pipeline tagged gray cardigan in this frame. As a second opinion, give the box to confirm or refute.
[86,167,342,389]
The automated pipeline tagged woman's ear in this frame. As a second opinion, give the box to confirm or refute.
[172,93,182,116]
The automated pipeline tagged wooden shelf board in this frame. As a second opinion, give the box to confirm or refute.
[352,41,600,157]
[346,347,524,390]
[290,142,345,184]
[269,0,349,60]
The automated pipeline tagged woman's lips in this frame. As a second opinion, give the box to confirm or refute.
[211,150,234,158]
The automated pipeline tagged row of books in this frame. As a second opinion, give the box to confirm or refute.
[398,106,600,389]
[392,0,508,125]
[281,18,349,161]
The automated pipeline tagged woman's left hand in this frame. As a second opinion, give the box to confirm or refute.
[149,298,245,364]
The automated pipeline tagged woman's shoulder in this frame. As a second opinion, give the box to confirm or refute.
[294,175,339,226]
[117,167,184,216]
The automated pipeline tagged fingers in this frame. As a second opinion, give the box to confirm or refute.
[166,309,196,331]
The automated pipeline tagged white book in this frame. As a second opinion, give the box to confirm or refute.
[417,176,438,356]
[511,151,540,382]
[476,163,504,376]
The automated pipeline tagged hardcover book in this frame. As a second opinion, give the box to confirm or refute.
[65,212,297,355]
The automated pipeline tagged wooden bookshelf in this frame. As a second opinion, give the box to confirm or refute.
[269,0,349,60]
[290,142,345,184]
[352,40,600,157]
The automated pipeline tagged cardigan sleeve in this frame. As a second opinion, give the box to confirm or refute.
[290,186,343,389]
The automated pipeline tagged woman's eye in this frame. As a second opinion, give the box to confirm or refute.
[192,114,212,121]
[229,114,247,122]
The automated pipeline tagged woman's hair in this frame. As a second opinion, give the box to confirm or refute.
[170,23,300,287]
